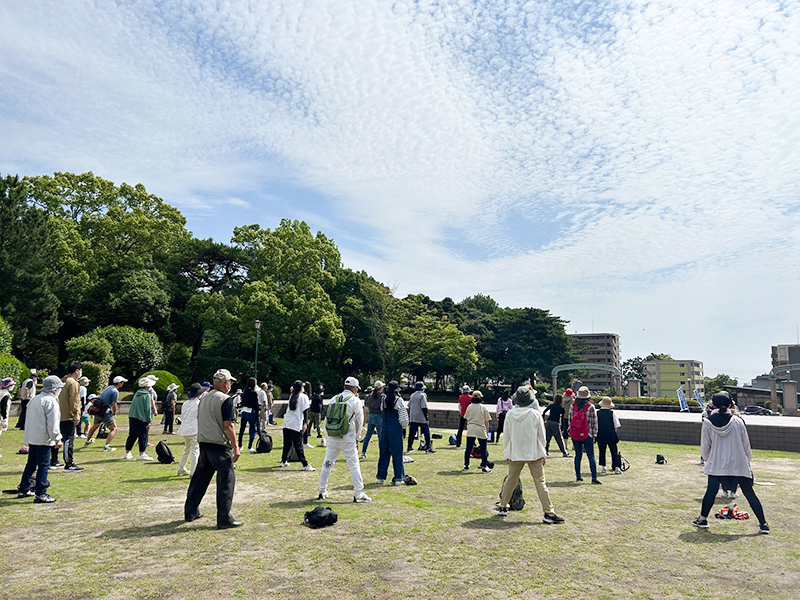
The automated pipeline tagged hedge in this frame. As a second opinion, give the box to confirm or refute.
[66,334,114,366]
[0,353,30,386]
[80,361,111,396]
[138,370,183,399]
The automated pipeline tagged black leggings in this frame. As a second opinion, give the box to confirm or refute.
[125,417,149,453]
[700,476,766,524]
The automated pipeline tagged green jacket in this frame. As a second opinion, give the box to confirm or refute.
[129,388,153,423]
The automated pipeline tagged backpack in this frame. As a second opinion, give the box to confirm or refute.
[256,431,273,453]
[655,454,667,465]
[155,440,174,464]
[569,403,591,441]
[161,392,174,412]
[304,505,338,528]
[286,444,300,463]
[325,393,350,438]
[500,476,525,511]
[448,434,457,446]
[88,398,103,416]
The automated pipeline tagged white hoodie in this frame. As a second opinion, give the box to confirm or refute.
[502,405,547,462]
[700,412,753,479]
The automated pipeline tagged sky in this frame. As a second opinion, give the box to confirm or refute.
[1,0,799,384]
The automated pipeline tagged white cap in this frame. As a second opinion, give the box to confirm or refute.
[87,393,99,400]
[112,376,128,384]
[373,380,384,389]
[344,376,360,389]
[213,369,237,382]
[166,383,179,391]
[42,375,65,393]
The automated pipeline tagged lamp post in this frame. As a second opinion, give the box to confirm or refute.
[254,320,262,380]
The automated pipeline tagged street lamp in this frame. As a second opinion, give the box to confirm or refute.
[254,320,262,380]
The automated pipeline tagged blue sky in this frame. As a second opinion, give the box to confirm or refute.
[1,0,799,383]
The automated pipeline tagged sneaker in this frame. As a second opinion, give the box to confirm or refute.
[759,523,770,535]
[137,453,153,461]
[462,465,470,471]
[392,479,405,486]
[63,464,84,472]
[317,491,330,500]
[177,469,190,476]
[146,442,154,447]
[591,479,602,485]
[84,438,94,445]
[614,467,622,475]
[277,461,288,467]
[402,456,414,463]
[601,466,607,474]
[51,462,65,469]
[563,453,571,458]
[481,466,492,474]
[301,464,316,471]
[303,443,314,449]
[34,493,56,503]
[17,490,35,498]
[543,513,565,524]
[353,492,373,503]
[77,433,87,438]
[730,491,739,499]
[693,517,709,528]
[375,478,385,484]
[103,446,115,452]
[497,507,508,517]
[576,477,584,482]
[124,452,133,460]
[247,448,257,454]
[360,453,367,460]
[425,449,436,454]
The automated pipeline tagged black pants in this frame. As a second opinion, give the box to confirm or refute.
[701,476,766,524]
[281,428,308,466]
[456,417,467,447]
[464,437,488,468]
[53,420,76,466]
[545,420,568,455]
[496,412,507,439]
[16,399,29,429]
[184,443,236,526]
[302,409,310,444]
[125,417,149,453]
[163,410,174,433]
[597,438,621,469]
[407,422,431,451]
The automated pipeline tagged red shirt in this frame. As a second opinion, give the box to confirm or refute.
[458,394,472,417]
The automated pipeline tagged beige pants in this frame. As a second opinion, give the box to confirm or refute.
[500,458,554,515]
[178,435,199,476]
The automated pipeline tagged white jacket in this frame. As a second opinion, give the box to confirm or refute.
[502,406,547,462]
[330,390,364,440]
[22,391,62,446]
[178,397,199,437]
[701,412,753,478]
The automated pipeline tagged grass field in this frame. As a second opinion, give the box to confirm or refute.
[1,417,798,600]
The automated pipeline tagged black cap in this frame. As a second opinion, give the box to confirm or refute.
[712,391,732,408]
[187,383,203,398]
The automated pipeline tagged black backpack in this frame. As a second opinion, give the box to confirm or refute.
[655,454,667,465]
[156,440,174,464]
[256,431,273,453]
[286,444,300,463]
[304,506,338,528]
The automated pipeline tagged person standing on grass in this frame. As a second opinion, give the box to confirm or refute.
[455,385,472,447]
[16,369,37,430]
[16,375,65,503]
[177,383,202,476]
[184,369,242,529]
[693,391,770,534]
[125,377,156,461]
[77,376,89,437]
[376,380,409,486]
[239,377,261,453]
[302,381,315,449]
[162,383,178,434]
[257,382,269,432]
[309,382,325,439]
[560,388,575,441]
[85,376,126,451]
[569,386,600,484]
[542,394,570,457]
[265,383,276,425]
[497,385,564,523]
[361,381,384,459]
[0,377,15,458]
[463,390,491,473]
[318,377,371,502]
[54,362,82,471]
[495,389,512,444]
[596,397,622,475]
[278,380,314,470]
[407,381,434,454]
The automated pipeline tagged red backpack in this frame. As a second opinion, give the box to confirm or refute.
[569,403,591,441]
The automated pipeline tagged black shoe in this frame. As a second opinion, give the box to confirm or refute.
[50,462,65,469]
[591,479,602,485]
[543,513,565,524]
[576,477,583,482]
[217,520,243,529]
[185,513,204,522]
[760,523,770,534]
[63,464,84,472]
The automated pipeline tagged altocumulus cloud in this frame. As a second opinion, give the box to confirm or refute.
[0,0,798,379]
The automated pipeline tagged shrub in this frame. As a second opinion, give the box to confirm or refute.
[0,315,12,355]
[138,370,183,399]
[80,362,111,396]
[66,334,114,365]
[92,325,164,378]
[0,353,30,385]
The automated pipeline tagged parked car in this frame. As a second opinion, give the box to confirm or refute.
[743,405,780,416]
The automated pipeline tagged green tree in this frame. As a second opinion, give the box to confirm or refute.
[65,334,114,365]
[622,353,673,383]
[92,325,164,378]
[704,374,738,398]
[0,315,11,355]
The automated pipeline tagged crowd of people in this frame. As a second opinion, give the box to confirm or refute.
[1,369,770,533]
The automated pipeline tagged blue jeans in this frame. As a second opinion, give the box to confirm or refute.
[573,437,598,480]
[19,444,51,496]
[377,413,404,482]
[362,413,382,455]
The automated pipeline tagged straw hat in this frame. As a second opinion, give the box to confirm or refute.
[599,396,615,409]
[576,386,591,399]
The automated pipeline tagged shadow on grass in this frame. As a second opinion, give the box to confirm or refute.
[678,530,761,543]
[99,519,200,538]
[462,517,537,530]
[547,481,583,487]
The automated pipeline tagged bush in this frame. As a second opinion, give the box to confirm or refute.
[92,325,164,378]
[0,353,30,385]
[138,370,183,399]
[80,362,111,396]
[0,315,12,355]
[65,334,114,365]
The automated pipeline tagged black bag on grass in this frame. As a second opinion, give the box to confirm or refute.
[655,454,667,465]
[286,444,300,463]
[304,506,338,528]
[256,431,273,453]
[156,440,174,464]
[500,476,525,511]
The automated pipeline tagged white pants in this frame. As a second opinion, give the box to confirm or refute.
[178,435,199,475]
[318,435,364,495]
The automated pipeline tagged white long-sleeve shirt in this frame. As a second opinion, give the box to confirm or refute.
[330,389,364,440]
[22,391,62,446]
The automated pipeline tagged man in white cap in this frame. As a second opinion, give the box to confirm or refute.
[85,375,127,450]
[16,375,64,503]
[184,368,242,529]
[317,376,371,503]
[162,382,178,434]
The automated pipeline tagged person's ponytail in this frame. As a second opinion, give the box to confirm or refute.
[289,380,303,411]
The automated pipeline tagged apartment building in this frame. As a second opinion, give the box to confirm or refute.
[771,344,800,383]
[569,333,621,393]
[643,359,704,398]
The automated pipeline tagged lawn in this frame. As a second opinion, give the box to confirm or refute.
[1,417,798,600]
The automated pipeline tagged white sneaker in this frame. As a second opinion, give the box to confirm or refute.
[123,452,133,460]
[301,464,316,471]
[303,443,314,449]
[721,490,730,498]
[137,453,153,461]
[730,491,738,499]
[247,448,257,454]
[360,453,366,460]
[317,490,329,499]
[601,466,607,474]
[353,492,373,503]
[614,467,622,474]
[277,461,288,467]
[77,434,87,438]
